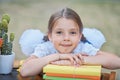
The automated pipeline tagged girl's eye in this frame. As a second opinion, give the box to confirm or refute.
[70,32,77,35]
[56,31,62,34]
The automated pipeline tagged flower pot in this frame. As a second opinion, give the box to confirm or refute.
[0,52,15,74]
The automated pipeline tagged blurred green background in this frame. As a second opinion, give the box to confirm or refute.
[0,0,120,79]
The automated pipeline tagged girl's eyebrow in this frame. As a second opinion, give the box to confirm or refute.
[70,28,78,30]
[54,28,63,30]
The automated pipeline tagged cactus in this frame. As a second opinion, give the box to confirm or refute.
[0,14,15,55]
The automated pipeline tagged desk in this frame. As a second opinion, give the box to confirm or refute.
[0,69,43,80]
[0,69,116,80]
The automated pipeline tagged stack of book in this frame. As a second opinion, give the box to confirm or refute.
[43,64,101,80]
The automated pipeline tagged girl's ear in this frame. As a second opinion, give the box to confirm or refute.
[48,32,52,41]
[79,33,82,41]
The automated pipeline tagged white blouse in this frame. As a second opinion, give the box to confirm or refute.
[32,41,99,57]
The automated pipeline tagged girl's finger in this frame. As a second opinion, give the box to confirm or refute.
[72,55,80,65]
[50,61,58,64]
[77,54,84,64]
[68,56,74,64]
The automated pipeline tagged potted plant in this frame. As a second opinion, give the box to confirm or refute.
[0,14,15,74]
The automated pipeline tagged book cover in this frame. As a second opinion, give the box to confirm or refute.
[43,64,101,76]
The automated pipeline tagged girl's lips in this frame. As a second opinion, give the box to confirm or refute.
[60,44,72,47]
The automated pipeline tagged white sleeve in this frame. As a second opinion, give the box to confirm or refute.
[74,42,99,56]
[83,28,106,49]
[31,41,57,57]
[82,42,99,56]
[31,44,49,57]
[19,29,44,56]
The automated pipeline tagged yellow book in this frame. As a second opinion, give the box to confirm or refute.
[43,64,101,76]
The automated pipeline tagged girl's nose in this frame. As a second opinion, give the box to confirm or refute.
[63,33,70,41]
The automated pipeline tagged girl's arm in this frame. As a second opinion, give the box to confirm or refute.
[20,53,59,77]
[83,51,120,69]
[20,53,85,77]
[20,53,82,77]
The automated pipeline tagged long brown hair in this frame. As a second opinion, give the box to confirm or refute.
[43,8,86,42]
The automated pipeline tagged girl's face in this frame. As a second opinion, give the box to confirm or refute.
[48,18,82,53]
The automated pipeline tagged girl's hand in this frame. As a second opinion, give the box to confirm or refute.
[76,54,85,65]
[50,60,72,66]
[58,54,84,65]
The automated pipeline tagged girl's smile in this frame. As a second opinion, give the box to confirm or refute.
[60,43,72,47]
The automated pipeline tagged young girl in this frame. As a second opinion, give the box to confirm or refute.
[20,8,120,77]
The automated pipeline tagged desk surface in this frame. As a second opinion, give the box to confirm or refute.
[0,69,43,80]
[0,68,116,80]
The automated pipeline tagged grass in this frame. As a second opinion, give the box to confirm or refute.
[0,0,120,79]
